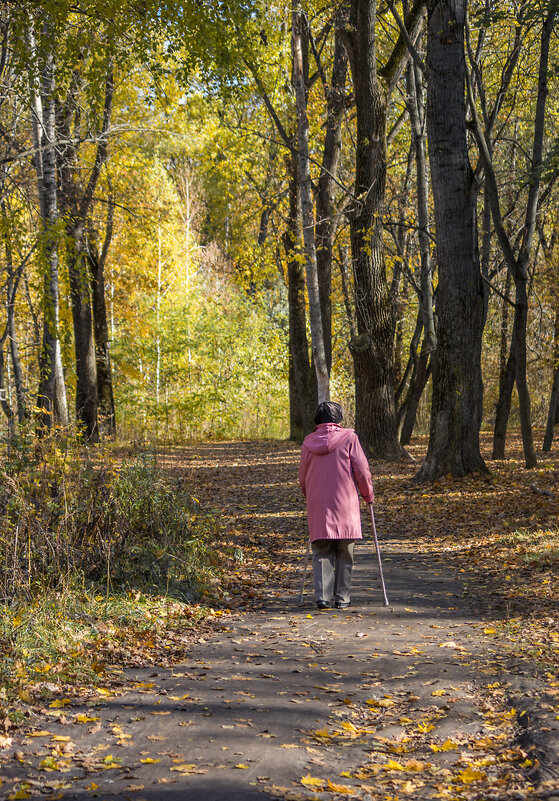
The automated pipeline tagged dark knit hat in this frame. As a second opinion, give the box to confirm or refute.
[314,401,344,425]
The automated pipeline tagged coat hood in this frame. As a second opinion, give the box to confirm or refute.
[303,423,353,455]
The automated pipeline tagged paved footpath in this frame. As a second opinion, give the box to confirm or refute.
[2,442,557,801]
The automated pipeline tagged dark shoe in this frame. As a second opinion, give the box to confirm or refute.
[335,600,351,609]
[316,600,331,610]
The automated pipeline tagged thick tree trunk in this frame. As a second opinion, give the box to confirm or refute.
[315,28,347,374]
[292,0,329,404]
[341,0,403,459]
[284,153,316,439]
[417,0,487,481]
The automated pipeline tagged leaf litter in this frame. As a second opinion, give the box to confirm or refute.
[0,437,557,799]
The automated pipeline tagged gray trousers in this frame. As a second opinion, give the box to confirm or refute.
[311,539,356,604]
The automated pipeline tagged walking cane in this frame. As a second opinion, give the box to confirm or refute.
[297,540,311,605]
[369,504,390,607]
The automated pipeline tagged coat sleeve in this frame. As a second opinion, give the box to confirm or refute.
[349,434,374,504]
[298,445,309,497]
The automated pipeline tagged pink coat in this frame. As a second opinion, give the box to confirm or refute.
[299,423,374,542]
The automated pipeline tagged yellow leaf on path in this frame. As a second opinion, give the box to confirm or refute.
[327,779,354,793]
[301,774,325,787]
[313,727,330,738]
[39,757,60,771]
[456,767,487,784]
[51,735,71,742]
[366,698,394,708]
[430,740,459,752]
[484,628,496,634]
[170,764,197,773]
[416,722,435,733]
[28,731,52,737]
[383,759,405,771]
[49,699,72,708]
[140,758,160,764]
[235,764,250,769]
[8,790,31,800]
[18,690,33,704]
[432,690,447,696]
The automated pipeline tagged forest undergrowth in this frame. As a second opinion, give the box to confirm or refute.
[0,431,233,736]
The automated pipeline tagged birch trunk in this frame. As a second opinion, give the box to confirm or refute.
[30,20,67,430]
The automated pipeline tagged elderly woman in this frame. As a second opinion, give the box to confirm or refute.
[298,401,375,610]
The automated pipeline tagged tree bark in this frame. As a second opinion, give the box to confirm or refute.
[28,17,67,431]
[315,26,348,374]
[88,209,116,438]
[284,152,316,439]
[417,0,487,481]
[292,0,329,404]
[542,307,559,452]
[340,0,404,459]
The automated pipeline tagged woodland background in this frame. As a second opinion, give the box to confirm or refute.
[0,0,558,472]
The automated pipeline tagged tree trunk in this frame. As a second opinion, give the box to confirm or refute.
[88,213,116,438]
[542,309,559,451]
[315,27,347,374]
[292,0,329,404]
[417,0,487,481]
[2,226,28,424]
[68,240,99,442]
[338,244,357,340]
[284,153,316,439]
[406,56,436,353]
[400,342,431,445]
[493,334,516,459]
[542,306,559,451]
[29,19,67,430]
[340,0,403,459]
